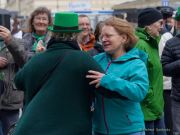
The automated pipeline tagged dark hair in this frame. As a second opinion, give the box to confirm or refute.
[94,21,104,41]
[27,6,52,33]
[157,6,174,19]
[103,17,138,52]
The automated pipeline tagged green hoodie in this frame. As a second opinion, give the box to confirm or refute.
[135,27,164,121]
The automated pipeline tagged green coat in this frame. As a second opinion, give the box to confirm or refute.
[13,40,104,135]
[135,27,164,121]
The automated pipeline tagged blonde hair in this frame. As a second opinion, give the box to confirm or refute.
[103,17,138,51]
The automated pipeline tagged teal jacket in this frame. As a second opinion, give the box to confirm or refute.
[93,48,149,134]
[135,27,164,121]
[13,40,105,135]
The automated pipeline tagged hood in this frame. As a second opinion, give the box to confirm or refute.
[135,27,151,41]
[107,48,148,65]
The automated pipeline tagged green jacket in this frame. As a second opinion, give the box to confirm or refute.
[135,27,164,121]
[13,40,104,135]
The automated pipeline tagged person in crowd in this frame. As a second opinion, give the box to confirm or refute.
[158,6,175,135]
[0,6,52,67]
[86,17,149,135]
[88,21,104,56]
[77,14,95,51]
[161,6,180,135]
[135,8,166,135]
[157,6,175,34]
[0,33,24,135]
[12,12,108,135]
[11,16,23,39]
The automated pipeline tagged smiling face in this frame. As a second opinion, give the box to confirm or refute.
[78,16,91,37]
[32,13,49,35]
[100,25,126,59]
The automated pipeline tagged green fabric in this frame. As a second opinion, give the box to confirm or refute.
[13,42,104,135]
[135,27,164,121]
[48,12,82,33]
[174,7,180,21]
[32,33,46,52]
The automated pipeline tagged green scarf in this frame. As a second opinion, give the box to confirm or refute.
[32,33,46,52]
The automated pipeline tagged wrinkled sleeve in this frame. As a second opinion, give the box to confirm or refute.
[100,60,149,102]
[6,37,27,67]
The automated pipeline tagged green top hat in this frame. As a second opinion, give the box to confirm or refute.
[174,7,180,21]
[48,12,82,33]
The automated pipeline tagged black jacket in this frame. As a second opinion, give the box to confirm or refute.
[161,33,180,101]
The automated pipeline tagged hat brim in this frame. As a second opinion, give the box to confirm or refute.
[48,26,82,33]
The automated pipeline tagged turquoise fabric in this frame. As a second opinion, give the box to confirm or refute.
[93,48,149,134]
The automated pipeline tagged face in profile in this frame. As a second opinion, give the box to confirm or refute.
[146,19,163,37]
[32,13,49,34]
[78,17,91,37]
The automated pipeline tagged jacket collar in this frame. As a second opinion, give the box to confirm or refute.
[47,38,81,50]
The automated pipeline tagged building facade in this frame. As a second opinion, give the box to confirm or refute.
[5,0,132,16]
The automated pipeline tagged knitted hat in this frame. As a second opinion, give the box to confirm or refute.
[174,7,180,21]
[138,8,163,28]
[48,12,82,33]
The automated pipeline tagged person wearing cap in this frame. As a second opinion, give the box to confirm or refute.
[158,6,175,135]
[12,12,108,135]
[135,8,166,135]
[161,6,180,135]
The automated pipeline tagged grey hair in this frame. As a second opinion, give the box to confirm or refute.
[50,32,78,41]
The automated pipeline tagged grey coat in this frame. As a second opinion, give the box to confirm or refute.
[0,40,24,110]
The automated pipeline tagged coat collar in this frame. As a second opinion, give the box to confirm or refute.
[47,38,81,50]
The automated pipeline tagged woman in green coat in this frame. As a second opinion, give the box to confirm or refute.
[12,12,105,135]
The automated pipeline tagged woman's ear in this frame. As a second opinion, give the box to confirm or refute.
[121,34,128,43]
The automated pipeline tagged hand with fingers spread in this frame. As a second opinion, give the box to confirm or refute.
[0,56,8,68]
[0,26,12,44]
[86,70,105,88]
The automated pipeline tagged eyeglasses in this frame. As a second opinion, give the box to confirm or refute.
[99,33,119,41]
[34,16,48,22]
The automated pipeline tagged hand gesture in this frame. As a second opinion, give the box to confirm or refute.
[36,40,46,52]
[86,70,105,88]
[0,57,8,68]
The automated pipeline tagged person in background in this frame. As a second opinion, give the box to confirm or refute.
[78,14,95,51]
[0,33,24,135]
[88,21,104,56]
[157,6,175,35]
[12,12,108,135]
[11,16,23,39]
[0,6,52,67]
[86,17,149,135]
[161,6,180,135]
[135,8,166,135]
[158,6,175,135]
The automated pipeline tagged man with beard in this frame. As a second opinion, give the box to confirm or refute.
[161,6,180,135]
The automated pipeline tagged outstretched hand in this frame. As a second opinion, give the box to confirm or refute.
[86,70,105,88]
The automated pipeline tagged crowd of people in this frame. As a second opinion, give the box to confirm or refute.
[0,5,179,135]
